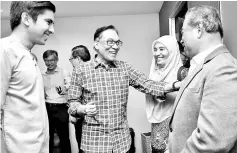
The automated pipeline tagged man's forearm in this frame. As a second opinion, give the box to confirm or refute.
[68,101,85,117]
[76,105,86,116]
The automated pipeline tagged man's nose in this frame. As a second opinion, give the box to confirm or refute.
[49,25,55,34]
[112,43,119,49]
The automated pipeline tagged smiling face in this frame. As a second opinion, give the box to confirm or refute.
[44,54,58,70]
[94,29,121,62]
[153,42,170,68]
[28,9,55,45]
[181,14,201,59]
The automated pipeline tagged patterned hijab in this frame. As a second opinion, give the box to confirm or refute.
[146,35,182,123]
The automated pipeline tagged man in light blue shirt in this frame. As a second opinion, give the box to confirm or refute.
[1,1,56,153]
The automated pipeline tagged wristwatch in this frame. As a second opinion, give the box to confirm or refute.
[172,81,179,91]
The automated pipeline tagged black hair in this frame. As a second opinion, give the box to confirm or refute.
[43,49,58,59]
[10,1,56,31]
[94,25,119,41]
[71,45,91,62]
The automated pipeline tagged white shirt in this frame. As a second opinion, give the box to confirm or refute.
[188,44,223,76]
[42,67,71,104]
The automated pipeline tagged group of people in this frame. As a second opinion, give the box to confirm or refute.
[42,45,91,153]
[1,1,237,153]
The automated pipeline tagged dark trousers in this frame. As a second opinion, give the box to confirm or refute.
[75,118,83,153]
[46,103,71,153]
[151,146,166,153]
[82,149,129,153]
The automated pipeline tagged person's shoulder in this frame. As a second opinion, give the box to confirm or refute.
[1,36,13,51]
[114,60,130,67]
[205,47,237,74]
[1,36,22,61]
[1,36,10,43]
[73,61,92,73]
[41,70,47,75]
[211,47,237,67]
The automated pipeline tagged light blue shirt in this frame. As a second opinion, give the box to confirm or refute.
[1,35,49,153]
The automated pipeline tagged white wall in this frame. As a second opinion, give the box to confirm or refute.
[221,1,237,59]
[1,14,160,153]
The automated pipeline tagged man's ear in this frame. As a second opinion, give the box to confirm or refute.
[196,23,204,39]
[94,41,99,50]
[21,12,32,26]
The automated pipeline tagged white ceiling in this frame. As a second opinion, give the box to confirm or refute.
[1,1,164,19]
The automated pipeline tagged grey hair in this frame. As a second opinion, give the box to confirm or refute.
[185,5,223,38]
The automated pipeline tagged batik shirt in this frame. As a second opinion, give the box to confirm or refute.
[68,57,166,153]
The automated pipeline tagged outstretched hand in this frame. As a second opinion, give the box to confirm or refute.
[164,81,181,93]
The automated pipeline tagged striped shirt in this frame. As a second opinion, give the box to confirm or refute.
[68,57,166,153]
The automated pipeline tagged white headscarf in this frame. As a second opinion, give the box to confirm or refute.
[146,35,182,123]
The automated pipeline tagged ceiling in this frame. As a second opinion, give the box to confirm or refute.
[1,1,164,19]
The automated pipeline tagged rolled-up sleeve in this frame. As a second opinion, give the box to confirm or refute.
[68,67,83,117]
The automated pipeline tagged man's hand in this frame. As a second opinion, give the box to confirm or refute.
[55,86,65,95]
[164,81,181,93]
[69,116,77,124]
[84,101,97,117]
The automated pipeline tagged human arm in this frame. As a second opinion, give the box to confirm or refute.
[181,62,237,153]
[0,48,12,130]
[69,116,78,124]
[127,62,179,97]
[67,68,96,117]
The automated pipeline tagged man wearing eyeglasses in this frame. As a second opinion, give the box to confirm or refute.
[69,45,91,153]
[42,50,71,153]
[67,25,180,153]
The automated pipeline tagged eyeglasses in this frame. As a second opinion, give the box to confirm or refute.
[69,57,73,61]
[44,59,56,63]
[105,39,123,47]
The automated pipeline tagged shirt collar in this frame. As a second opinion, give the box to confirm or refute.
[93,54,117,69]
[45,66,59,74]
[191,44,223,66]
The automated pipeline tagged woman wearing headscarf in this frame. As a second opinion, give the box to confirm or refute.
[146,35,183,153]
